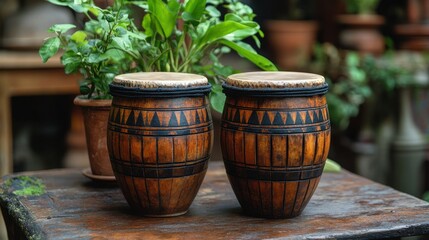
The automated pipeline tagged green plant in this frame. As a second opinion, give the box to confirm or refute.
[362,51,427,91]
[344,0,380,15]
[3,176,46,197]
[39,0,277,111]
[310,43,372,130]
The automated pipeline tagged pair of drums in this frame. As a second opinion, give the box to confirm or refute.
[107,71,330,218]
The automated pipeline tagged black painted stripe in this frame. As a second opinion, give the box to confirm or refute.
[224,103,328,112]
[223,161,324,181]
[221,122,330,134]
[111,104,210,111]
[111,158,209,178]
[111,156,210,168]
[108,124,213,136]
[223,83,328,98]
[110,84,211,98]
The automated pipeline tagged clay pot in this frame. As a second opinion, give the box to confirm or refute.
[107,72,213,217]
[221,72,331,218]
[338,14,385,55]
[73,97,113,176]
[265,20,318,71]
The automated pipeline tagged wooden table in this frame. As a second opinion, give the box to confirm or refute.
[0,51,80,176]
[1,161,429,239]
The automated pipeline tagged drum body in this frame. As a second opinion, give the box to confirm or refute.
[221,72,330,218]
[108,72,213,216]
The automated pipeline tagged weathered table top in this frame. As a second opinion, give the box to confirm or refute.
[1,161,429,239]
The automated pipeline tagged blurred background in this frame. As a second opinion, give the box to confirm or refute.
[0,0,429,212]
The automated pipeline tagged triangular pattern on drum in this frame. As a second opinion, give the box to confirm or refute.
[261,112,271,125]
[273,112,284,125]
[295,112,304,125]
[147,112,155,126]
[248,111,259,125]
[169,112,179,127]
[136,112,144,126]
[126,110,136,126]
[243,110,252,124]
[268,112,276,124]
[308,111,314,123]
[195,110,201,124]
[230,108,237,122]
[305,111,312,124]
[313,110,320,122]
[180,111,188,126]
[121,110,127,124]
[286,112,296,125]
[233,109,241,123]
[319,109,324,121]
[150,112,161,127]
[257,111,265,125]
[322,108,328,120]
[280,112,287,124]
[174,112,181,125]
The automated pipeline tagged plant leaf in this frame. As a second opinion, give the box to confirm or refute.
[88,53,108,63]
[71,30,87,45]
[48,24,76,34]
[220,39,278,71]
[210,84,226,113]
[183,0,206,24]
[142,14,154,37]
[148,0,179,38]
[131,1,149,10]
[323,159,341,173]
[39,37,61,63]
[206,5,220,17]
[112,36,132,49]
[198,21,252,46]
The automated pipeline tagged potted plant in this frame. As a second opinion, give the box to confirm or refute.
[263,0,317,70]
[39,0,276,179]
[338,0,385,55]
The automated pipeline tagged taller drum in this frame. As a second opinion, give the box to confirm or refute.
[221,72,330,218]
[108,72,213,217]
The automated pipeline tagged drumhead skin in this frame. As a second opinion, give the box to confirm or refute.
[225,72,325,89]
[113,72,208,88]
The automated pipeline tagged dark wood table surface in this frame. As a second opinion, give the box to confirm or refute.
[1,161,429,239]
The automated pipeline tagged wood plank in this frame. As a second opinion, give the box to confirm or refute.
[0,162,429,239]
[0,69,79,96]
[0,51,62,69]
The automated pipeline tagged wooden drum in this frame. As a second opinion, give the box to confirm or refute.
[221,72,330,218]
[108,72,213,217]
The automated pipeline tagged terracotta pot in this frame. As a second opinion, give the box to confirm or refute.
[338,14,385,55]
[221,72,331,218]
[265,20,318,71]
[107,72,213,217]
[73,97,113,176]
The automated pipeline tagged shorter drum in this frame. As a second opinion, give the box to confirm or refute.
[221,72,331,218]
[108,72,213,217]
